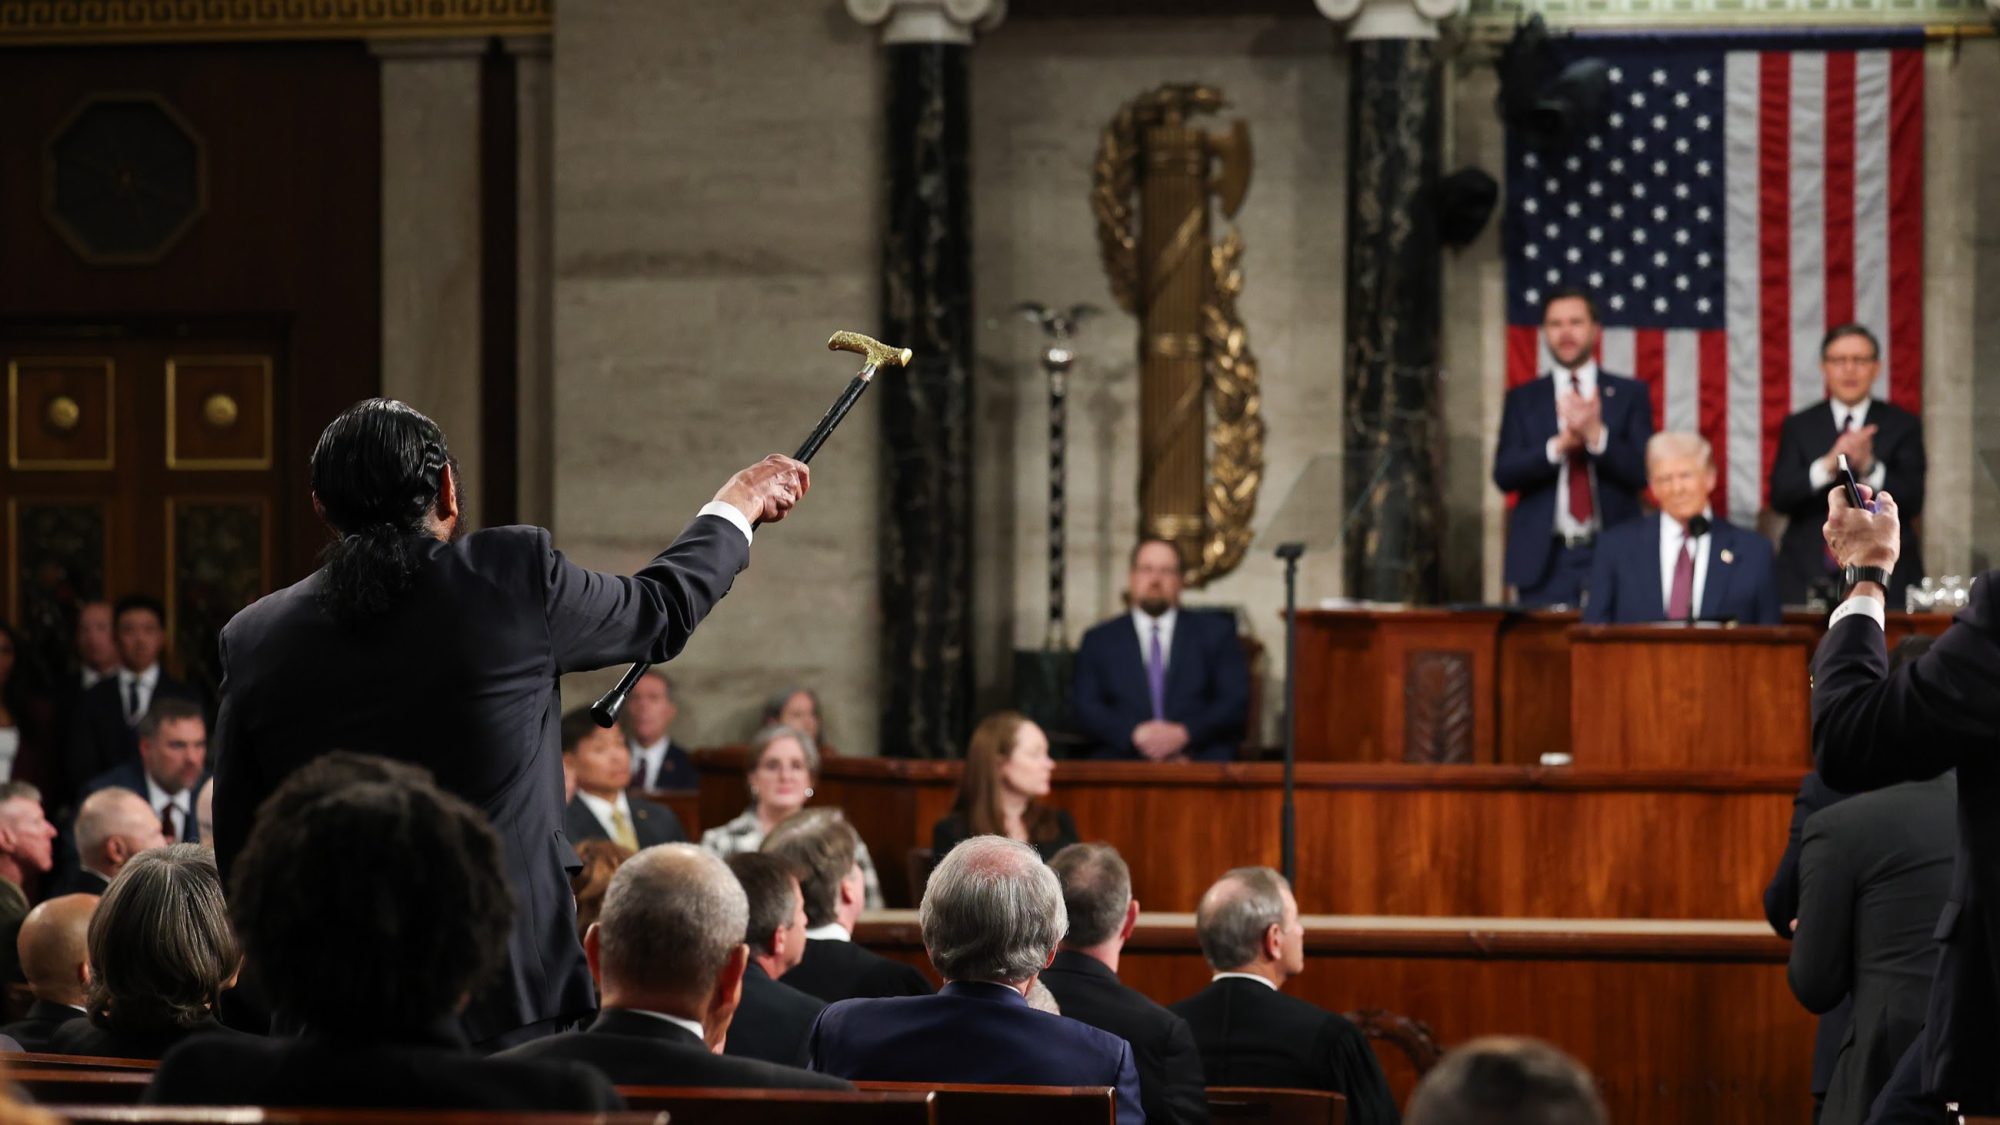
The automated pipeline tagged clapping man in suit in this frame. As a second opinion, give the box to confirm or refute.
[807,836,1146,1123]
[1492,289,1654,606]
[1582,432,1781,625]
[503,843,851,1091]
[760,808,932,1003]
[1044,843,1208,1125]
[621,671,697,791]
[722,852,825,1067]
[81,697,207,843]
[559,708,685,851]
[1172,867,1398,1125]
[67,595,201,801]
[1768,324,1926,606]
[1071,539,1249,762]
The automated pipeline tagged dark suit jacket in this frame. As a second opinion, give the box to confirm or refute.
[783,938,934,1005]
[1581,514,1781,626]
[1041,951,1208,1125]
[65,673,201,804]
[47,1014,248,1061]
[211,517,750,1046]
[1790,774,1955,1125]
[1763,769,1855,1097]
[562,792,685,850]
[931,808,1079,865]
[1071,610,1249,762]
[631,738,697,791]
[726,961,824,1067]
[1768,399,1927,604]
[1812,573,2000,1108]
[46,866,110,900]
[150,1021,623,1109]
[0,999,84,1053]
[808,980,1145,1125]
[500,1006,851,1090]
[1492,370,1654,592]
[78,761,208,843]
[1171,978,1399,1125]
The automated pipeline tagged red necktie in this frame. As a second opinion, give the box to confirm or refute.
[1566,374,1594,522]
[1667,541,1695,620]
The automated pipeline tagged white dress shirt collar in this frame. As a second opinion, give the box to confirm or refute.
[1211,971,1279,991]
[1551,358,1600,396]
[145,773,192,838]
[1130,607,1179,666]
[120,664,160,691]
[576,789,633,840]
[628,736,669,785]
[1659,510,1715,619]
[1831,397,1872,431]
[805,922,851,942]
[623,1007,708,1043]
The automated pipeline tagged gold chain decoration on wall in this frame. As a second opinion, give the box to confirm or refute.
[1091,83,1263,587]
[0,0,550,46]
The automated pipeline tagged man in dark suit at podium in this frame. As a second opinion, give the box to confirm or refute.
[1768,324,1926,607]
[1582,432,1780,626]
[1813,483,1999,1115]
[1493,289,1654,607]
[1071,538,1248,763]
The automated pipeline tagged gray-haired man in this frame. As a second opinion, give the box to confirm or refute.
[806,836,1147,1124]
[1171,867,1399,1125]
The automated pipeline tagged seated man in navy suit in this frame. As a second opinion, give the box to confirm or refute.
[1071,538,1249,762]
[79,696,208,844]
[558,708,685,851]
[807,835,1146,1124]
[1582,431,1780,626]
[1492,288,1654,607]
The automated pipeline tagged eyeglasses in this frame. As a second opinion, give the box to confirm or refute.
[1823,355,1879,368]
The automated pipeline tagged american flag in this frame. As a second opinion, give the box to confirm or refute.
[1504,30,1925,523]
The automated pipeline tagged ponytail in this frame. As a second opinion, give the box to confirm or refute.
[309,399,454,624]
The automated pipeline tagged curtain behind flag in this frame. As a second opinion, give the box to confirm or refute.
[1504,29,1925,525]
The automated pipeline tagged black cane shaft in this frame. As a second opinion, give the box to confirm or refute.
[591,368,877,728]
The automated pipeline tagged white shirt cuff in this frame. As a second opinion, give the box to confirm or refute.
[1808,458,1834,492]
[1828,593,1886,632]
[697,500,755,545]
[1865,461,1888,490]
[1545,436,1564,465]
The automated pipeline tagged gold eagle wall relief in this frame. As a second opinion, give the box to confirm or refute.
[1092,83,1264,589]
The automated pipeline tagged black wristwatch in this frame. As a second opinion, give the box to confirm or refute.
[1841,564,1893,595]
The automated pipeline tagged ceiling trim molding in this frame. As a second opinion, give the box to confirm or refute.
[0,0,551,48]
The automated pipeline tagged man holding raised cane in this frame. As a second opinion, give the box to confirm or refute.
[211,398,809,1049]
[1814,483,1999,1117]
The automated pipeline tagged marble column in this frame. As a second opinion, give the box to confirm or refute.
[1318,0,1460,603]
[847,0,1001,757]
[374,37,488,528]
[506,35,555,532]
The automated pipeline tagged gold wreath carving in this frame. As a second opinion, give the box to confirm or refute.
[1090,84,1264,587]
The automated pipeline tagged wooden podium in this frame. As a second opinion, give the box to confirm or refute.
[1569,625,1817,769]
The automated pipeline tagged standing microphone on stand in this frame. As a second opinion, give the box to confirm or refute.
[1683,513,1712,623]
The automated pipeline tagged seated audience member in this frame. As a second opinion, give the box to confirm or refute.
[1072,538,1250,761]
[933,711,1079,866]
[81,697,207,843]
[703,724,883,907]
[1789,771,1955,1125]
[502,843,851,1090]
[1044,843,1207,1125]
[561,707,685,850]
[55,601,120,767]
[724,852,825,1066]
[1172,867,1398,1125]
[0,782,58,969]
[763,687,833,754]
[57,788,168,897]
[807,836,1145,1122]
[67,595,201,799]
[0,619,53,790]
[1581,432,1780,625]
[1405,1036,1606,1125]
[760,808,930,1002]
[1,894,96,1051]
[621,670,696,790]
[571,838,635,940]
[50,844,243,1060]
[148,765,620,1108]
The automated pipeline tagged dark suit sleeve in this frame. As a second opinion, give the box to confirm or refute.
[1768,415,1822,516]
[1763,773,1835,939]
[1070,631,1134,757]
[1322,1019,1400,1125]
[1883,409,1927,518]
[1788,811,1857,1014]
[1594,381,1653,495]
[212,631,252,883]
[1185,616,1249,761]
[931,813,969,861]
[1492,386,1559,494]
[1749,540,1782,626]
[1580,536,1618,624]
[1155,1014,1211,1125]
[1812,584,2000,793]
[544,516,752,673]
[1111,1041,1149,1125]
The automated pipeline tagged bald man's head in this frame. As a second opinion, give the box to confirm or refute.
[74,788,167,877]
[18,894,96,1006]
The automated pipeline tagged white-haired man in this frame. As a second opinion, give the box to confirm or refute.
[1582,431,1780,625]
[806,835,1146,1124]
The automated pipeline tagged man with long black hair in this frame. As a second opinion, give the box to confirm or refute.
[210,398,807,1049]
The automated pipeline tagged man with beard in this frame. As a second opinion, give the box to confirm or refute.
[1071,538,1248,762]
[1492,288,1655,607]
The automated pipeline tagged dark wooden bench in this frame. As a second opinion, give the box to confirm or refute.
[617,1085,933,1123]
[11,1067,152,1105]
[1207,1087,1346,1125]
[852,1081,1114,1125]
[45,1111,669,1125]
[12,1051,159,1071]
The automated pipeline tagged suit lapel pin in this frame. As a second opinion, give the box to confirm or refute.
[1720,549,1734,564]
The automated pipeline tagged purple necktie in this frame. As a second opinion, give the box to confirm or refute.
[1147,622,1166,720]
[1667,541,1695,621]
